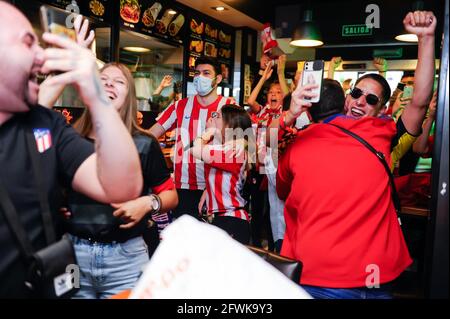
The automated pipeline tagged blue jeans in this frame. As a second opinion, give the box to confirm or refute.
[302,284,393,299]
[70,235,149,299]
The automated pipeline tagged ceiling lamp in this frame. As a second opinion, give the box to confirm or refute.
[123,47,151,53]
[290,9,323,47]
[395,1,424,43]
[212,6,227,12]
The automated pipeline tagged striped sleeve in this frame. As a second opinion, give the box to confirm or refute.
[207,148,243,174]
[156,101,177,131]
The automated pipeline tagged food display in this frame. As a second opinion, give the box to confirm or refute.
[142,2,162,27]
[120,0,140,24]
[221,64,230,82]
[89,0,105,16]
[190,18,204,35]
[168,14,185,37]
[188,56,197,69]
[219,30,232,44]
[187,13,233,82]
[190,40,204,53]
[155,9,176,34]
[205,24,218,39]
[219,48,231,59]
[204,42,217,57]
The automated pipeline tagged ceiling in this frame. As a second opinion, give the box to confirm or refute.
[176,0,263,30]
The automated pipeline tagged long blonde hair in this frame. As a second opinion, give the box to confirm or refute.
[74,62,148,137]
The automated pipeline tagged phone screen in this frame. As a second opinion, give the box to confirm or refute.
[403,86,414,100]
[301,60,324,103]
[40,5,76,42]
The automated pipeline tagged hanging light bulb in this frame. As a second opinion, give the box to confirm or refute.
[290,9,323,47]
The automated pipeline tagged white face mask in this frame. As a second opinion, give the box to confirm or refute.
[193,75,216,97]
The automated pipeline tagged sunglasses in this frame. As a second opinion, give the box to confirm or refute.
[349,87,380,106]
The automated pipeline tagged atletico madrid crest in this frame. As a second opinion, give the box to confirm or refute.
[33,128,52,153]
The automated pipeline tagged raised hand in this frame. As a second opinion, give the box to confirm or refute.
[373,57,387,72]
[403,11,437,38]
[261,62,274,81]
[329,56,342,70]
[289,83,318,118]
[277,54,287,74]
[73,14,95,48]
[428,90,437,119]
[159,75,173,89]
[41,32,109,109]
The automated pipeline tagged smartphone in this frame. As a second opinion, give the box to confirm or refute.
[40,5,77,42]
[403,86,414,100]
[396,82,406,91]
[301,60,324,103]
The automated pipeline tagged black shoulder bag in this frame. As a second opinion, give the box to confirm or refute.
[0,125,78,298]
[328,123,402,225]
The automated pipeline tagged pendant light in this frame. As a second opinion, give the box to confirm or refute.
[290,9,323,47]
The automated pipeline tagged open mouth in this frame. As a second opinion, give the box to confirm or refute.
[350,107,365,118]
[270,98,278,105]
[28,72,38,84]
[105,90,117,100]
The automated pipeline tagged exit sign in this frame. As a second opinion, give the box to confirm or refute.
[342,24,373,37]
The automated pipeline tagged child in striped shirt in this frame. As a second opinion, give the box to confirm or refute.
[191,104,254,244]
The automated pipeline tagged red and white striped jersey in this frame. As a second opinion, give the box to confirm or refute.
[204,145,249,221]
[157,95,230,190]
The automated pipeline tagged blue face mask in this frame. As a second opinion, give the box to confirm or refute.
[193,75,216,97]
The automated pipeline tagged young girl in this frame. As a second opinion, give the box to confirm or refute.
[63,63,178,298]
[192,105,254,245]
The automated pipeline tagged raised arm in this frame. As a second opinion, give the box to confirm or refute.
[401,11,436,136]
[153,75,173,96]
[327,56,342,79]
[373,57,388,78]
[247,63,273,114]
[41,33,142,203]
[265,82,318,146]
[277,54,290,96]
[413,91,437,155]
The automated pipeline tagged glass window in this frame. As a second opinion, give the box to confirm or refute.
[119,30,184,111]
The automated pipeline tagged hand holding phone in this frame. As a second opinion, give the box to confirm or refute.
[40,5,77,43]
[300,60,324,103]
[402,86,414,100]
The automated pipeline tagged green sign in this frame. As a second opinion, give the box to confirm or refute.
[373,48,403,58]
[342,24,373,37]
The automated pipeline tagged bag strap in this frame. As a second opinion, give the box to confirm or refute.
[328,123,402,224]
[24,125,56,244]
[0,179,35,260]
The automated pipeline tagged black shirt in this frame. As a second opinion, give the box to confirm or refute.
[0,105,94,298]
[65,133,171,243]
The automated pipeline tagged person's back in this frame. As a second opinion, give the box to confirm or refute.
[278,115,412,288]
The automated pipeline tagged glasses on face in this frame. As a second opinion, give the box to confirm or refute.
[349,87,380,106]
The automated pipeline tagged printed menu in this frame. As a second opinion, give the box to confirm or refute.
[39,0,112,23]
[120,0,186,44]
[187,13,234,84]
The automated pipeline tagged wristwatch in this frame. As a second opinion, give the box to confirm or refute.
[149,194,161,214]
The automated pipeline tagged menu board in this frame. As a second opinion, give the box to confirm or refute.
[39,0,113,23]
[119,0,186,44]
[187,14,234,84]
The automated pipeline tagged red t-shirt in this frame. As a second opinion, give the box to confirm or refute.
[277,116,412,288]
[157,95,231,190]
